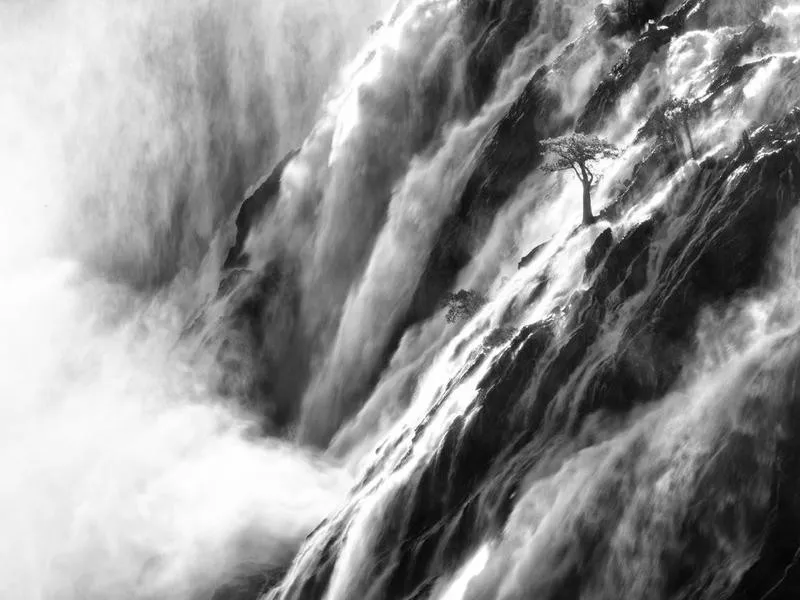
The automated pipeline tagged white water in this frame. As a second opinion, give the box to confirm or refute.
[0,0,391,598]
[3,0,800,598]
[271,1,800,597]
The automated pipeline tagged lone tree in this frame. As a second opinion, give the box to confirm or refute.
[661,97,700,159]
[541,134,620,226]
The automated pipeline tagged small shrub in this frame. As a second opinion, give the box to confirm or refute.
[441,289,486,323]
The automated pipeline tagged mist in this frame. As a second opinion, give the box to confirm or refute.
[6,0,800,598]
[0,0,393,597]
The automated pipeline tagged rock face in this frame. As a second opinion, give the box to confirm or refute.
[206,0,566,438]
[584,227,614,273]
[595,0,670,37]
[518,238,549,269]
[268,113,800,600]
[399,69,562,351]
[462,0,538,108]
[577,0,703,134]
[191,0,800,597]
[223,150,299,270]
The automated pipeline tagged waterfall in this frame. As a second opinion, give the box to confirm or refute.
[0,0,385,598]
[3,0,800,598]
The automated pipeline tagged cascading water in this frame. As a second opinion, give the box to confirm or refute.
[0,0,386,598]
[5,0,800,598]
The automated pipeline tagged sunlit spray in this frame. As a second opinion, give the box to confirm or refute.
[0,0,395,597]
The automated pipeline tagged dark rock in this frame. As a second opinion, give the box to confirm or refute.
[604,143,681,220]
[717,20,774,71]
[594,218,657,300]
[462,0,537,108]
[574,115,800,427]
[642,138,800,342]
[518,239,550,269]
[703,57,771,104]
[223,150,298,270]
[727,354,800,599]
[595,0,670,37]
[578,356,647,414]
[526,276,550,307]
[484,327,516,348]
[577,0,701,133]
[260,3,800,592]
[620,248,650,300]
[458,66,560,215]
[585,227,614,274]
[739,130,755,161]
[211,257,308,433]
[372,323,554,599]
[398,67,560,349]
[534,319,600,413]
[635,99,696,147]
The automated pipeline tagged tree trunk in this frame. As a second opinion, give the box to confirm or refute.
[671,129,682,156]
[581,178,595,225]
[683,120,696,159]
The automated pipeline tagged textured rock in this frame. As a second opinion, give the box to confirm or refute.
[401,66,561,343]
[271,107,800,598]
[462,0,538,108]
[585,227,614,274]
[576,116,800,425]
[223,150,299,270]
[205,0,800,594]
[518,239,550,269]
[577,0,702,133]
[595,0,670,37]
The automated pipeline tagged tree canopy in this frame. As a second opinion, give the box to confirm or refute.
[663,97,700,123]
[540,134,620,225]
[651,97,701,158]
[541,134,620,179]
[441,289,485,323]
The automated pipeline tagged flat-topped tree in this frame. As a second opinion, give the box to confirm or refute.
[541,134,620,226]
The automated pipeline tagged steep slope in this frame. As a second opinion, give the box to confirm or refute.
[186,0,800,598]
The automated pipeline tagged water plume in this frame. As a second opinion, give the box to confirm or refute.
[0,260,353,600]
[2,0,389,291]
[0,0,384,596]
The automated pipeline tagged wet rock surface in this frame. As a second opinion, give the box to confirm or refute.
[199,1,800,597]
[518,239,550,269]
[595,0,670,37]
[266,105,800,600]
[266,114,799,596]
[584,227,613,274]
[577,0,702,134]
[223,150,299,270]
[405,66,562,332]
[462,0,538,108]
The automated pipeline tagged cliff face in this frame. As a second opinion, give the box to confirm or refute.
[193,0,800,598]
[264,113,800,600]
